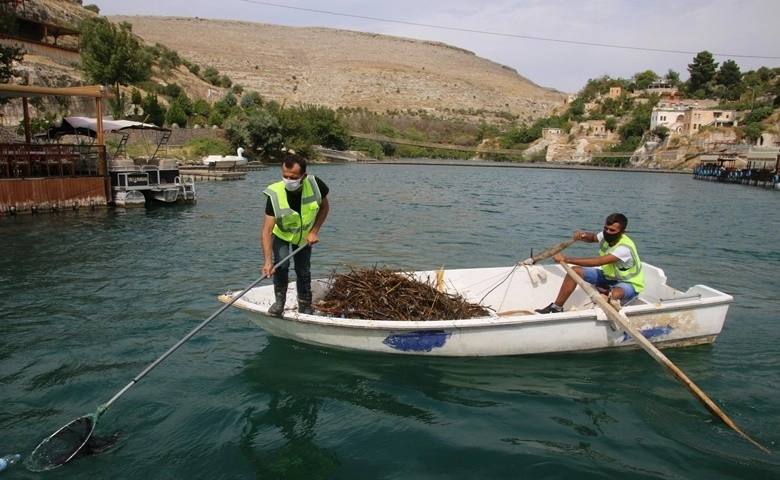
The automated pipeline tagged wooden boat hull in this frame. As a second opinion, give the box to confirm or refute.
[219,263,732,356]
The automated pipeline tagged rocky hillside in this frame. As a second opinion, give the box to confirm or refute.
[4,1,566,125]
[107,16,566,122]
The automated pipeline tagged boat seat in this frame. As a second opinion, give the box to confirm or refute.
[623,296,647,306]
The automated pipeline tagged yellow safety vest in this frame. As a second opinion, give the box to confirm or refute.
[598,234,644,292]
[264,176,322,246]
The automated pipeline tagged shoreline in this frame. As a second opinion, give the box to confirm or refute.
[348,158,691,174]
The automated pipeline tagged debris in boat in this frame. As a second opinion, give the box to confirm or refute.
[316,266,490,320]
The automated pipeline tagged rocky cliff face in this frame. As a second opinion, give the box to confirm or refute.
[107,16,567,123]
[5,4,567,127]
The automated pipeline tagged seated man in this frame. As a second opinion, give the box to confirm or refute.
[535,213,644,314]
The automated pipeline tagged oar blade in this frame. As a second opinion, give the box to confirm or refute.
[26,413,97,472]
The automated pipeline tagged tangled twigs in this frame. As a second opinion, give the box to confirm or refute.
[316,266,489,321]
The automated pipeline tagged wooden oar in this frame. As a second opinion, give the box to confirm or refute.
[557,260,771,455]
[490,238,579,312]
[518,237,577,265]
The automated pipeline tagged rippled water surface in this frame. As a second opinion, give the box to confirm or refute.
[1,163,778,479]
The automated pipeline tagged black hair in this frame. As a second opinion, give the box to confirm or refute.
[282,153,307,174]
[605,212,628,230]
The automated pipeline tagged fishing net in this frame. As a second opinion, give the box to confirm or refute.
[315,266,490,320]
[26,414,95,472]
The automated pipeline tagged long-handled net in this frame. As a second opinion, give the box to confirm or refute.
[25,244,307,471]
[26,412,99,471]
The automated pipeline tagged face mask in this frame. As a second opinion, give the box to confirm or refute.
[603,229,621,243]
[283,178,302,191]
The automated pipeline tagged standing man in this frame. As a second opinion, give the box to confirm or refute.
[535,213,643,314]
[262,153,330,316]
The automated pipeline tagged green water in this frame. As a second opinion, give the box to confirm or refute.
[1,164,778,479]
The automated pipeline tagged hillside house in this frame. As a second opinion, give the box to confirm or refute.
[580,120,607,138]
[650,101,737,136]
[650,104,688,132]
[541,128,564,140]
[682,108,738,135]
[644,79,678,96]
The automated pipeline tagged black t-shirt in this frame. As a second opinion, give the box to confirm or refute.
[265,176,329,216]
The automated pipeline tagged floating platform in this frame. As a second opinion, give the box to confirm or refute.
[179,169,246,181]
[178,162,267,182]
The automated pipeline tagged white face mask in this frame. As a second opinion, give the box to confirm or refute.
[283,177,302,191]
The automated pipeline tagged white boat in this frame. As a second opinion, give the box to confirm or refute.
[202,147,248,166]
[108,157,196,206]
[219,262,732,357]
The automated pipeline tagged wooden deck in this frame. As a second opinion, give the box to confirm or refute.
[0,176,107,214]
[1,143,109,214]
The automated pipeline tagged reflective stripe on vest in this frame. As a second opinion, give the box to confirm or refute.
[598,234,644,292]
[263,176,322,246]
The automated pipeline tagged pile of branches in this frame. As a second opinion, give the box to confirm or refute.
[315,266,490,321]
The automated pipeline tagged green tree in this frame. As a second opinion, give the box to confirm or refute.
[223,109,283,156]
[686,50,718,98]
[716,59,741,88]
[566,97,586,119]
[108,91,128,120]
[742,122,764,143]
[666,69,682,87]
[716,59,742,100]
[140,93,166,127]
[15,116,51,137]
[190,99,211,126]
[632,70,658,90]
[79,18,153,118]
[650,125,670,142]
[742,106,773,124]
[130,87,143,116]
[240,91,264,109]
[202,66,220,85]
[165,100,187,127]
[276,104,350,154]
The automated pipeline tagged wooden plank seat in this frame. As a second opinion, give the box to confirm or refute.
[208,160,238,172]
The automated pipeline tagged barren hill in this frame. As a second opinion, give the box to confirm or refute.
[110,16,567,122]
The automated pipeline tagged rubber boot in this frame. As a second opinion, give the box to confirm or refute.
[268,285,286,317]
[298,291,313,314]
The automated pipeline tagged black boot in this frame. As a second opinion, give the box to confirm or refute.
[298,291,313,314]
[268,285,286,316]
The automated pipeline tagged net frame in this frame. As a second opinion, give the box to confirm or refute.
[26,413,97,472]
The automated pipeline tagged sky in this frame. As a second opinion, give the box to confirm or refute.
[96,0,780,94]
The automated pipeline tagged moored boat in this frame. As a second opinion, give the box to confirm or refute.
[202,147,249,166]
[45,117,196,207]
[219,262,732,356]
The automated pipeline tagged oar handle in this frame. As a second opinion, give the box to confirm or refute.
[557,259,771,455]
[99,244,309,412]
[518,237,577,265]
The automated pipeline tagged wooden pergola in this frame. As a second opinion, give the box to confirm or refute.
[0,84,114,212]
[0,83,110,144]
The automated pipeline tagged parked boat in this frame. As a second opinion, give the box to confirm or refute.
[202,147,248,166]
[108,157,196,207]
[218,262,732,356]
[45,117,196,207]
